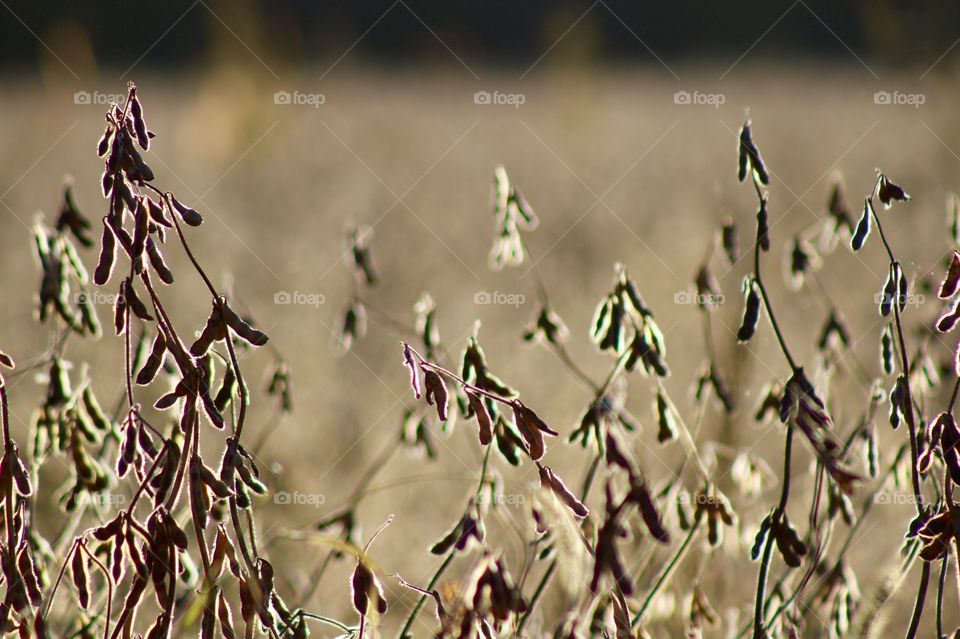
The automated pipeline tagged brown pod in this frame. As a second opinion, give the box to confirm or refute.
[220,301,269,347]
[9,448,32,496]
[136,330,167,385]
[146,197,172,227]
[132,198,148,266]
[217,590,236,639]
[423,369,449,421]
[71,546,90,610]
[17,548,42,607]
[169,194,203,226]
[512,404,546,460]
[851,198,872,251]
[130,94,149,151]
[97,124,113,157]
[146,238,174,284]
[191,307,227,357]
[93,218,117,286]
[402,343,421,399]
[539,465,588,517]
[466,391,493,445]
[113,281,127,335]
[630,481,670,543]
[655,392,677,444]
[124,279,153,321]
[939,251,960,299]
[92,513,124,541]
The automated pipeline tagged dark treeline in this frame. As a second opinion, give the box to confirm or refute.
[1,0,957,72]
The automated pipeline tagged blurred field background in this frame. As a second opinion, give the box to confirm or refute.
[2,1,960,636]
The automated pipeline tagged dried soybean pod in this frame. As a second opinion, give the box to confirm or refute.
[851,199,872,251]
[9,447,32,496]
[217,590,236,639]
[219,301,268,347]
[655,392,676,444]
[402,343,421,399]
[466,391,492,445]
[939,251,960,299]
[631,481,670,543]
[214,366,236,412]
[92,513,124,541]
[191,306,226,357]
[423,369,449,422]
[756,196,770,251]
[130,93,149,150]
[136,330,167,385]
[169,194,203,226]
[146,238,174,284]
[123,279,153,321]
[738,119,769,185]
[17,548,42,606]
[896,266,908,314]
[94,218,117,285]
[146,196,172,227]
[113,280,127,335]
[937,298,960,333]
[539,464,588,517]
[880,324,894,375]
[71,545,90,609]
[737,278,761,342]
[97,124,112,157]
[879,269,895,317]
[877,173,910,208]
[132,199,148,266]
[720,217,738,265]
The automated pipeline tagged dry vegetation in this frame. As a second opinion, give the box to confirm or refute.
[0,67,960,638]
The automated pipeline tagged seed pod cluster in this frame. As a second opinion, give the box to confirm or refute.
[522,305,568,345]
[592,267,667,379]
[694,365,735,413]
[32,222,101,337]
[431,498,485,555]
[785,235,818,290]
[489,165,538,270]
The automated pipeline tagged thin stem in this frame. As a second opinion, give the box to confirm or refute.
[904,562,930,639]
[632,514,702,626]
[396,550,455,639]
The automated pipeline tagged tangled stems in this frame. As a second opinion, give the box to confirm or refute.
[631,513,702,626]
[866,196,923,512]
[864,182,931,638]
[396,442,494,638]
[746,174,802,639]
